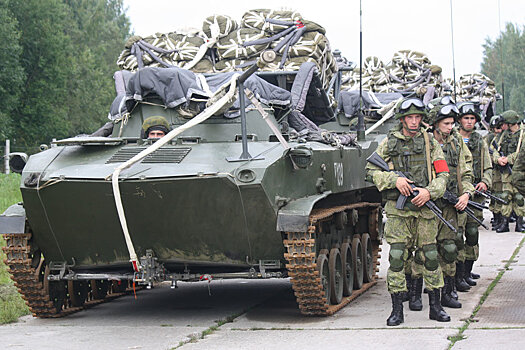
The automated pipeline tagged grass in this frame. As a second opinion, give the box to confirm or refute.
[0,173,30,324]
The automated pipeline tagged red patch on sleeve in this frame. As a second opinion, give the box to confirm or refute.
[433,159,449,173]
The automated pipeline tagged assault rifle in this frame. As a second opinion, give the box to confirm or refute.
[474,189,508,205]
[366,152,457,233]
[442,191,489,230]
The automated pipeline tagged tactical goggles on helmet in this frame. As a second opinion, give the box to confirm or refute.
[438,104,459,117]
[399,98,425,113]
[439,96,455,105]
[458,103,477,115]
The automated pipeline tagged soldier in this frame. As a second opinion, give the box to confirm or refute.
[366,97,450,326]
[456,102,492,286]
[511,140,525,196]
[486,115,505,229]
[491,110,525,232]
[429,102,475,309]
[141,116,171,139]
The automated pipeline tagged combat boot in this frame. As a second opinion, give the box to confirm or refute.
[496,216,510,233]
[515,216,525,232]
[408,277,423,311]
[386,292,404,326]
[455,263,471,292]
[428,289,451,322]
[441,276,462,308]
[402,274,412,302]
[492,213,501,230]
[450,281,458,300]
[464,260,477,286]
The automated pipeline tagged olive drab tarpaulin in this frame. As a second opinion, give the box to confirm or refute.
[116,8,337,91]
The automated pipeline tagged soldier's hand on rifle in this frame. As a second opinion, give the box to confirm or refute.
[498,156,508,166]
[411,187,430,207]
[475,182,488,192]
[455,193,470,211]
[396,177,414,197]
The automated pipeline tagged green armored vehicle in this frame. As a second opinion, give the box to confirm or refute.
[1,50,392,317]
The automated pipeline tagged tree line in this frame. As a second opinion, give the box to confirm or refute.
[482,22,525,115]
[0,0,131,150]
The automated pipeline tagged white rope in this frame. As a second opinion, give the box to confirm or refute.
[109,74,240,271]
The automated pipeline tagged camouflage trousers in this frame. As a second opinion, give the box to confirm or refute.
[490,175,503,215]
[385,214,444,293]
[465,195,484,261]
[500,185,525,217]
[436,204,462,277]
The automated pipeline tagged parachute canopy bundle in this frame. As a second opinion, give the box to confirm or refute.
[117,9,337,90]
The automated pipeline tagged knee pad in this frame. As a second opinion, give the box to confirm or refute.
[515,193,525,207]
[422,244,439,271]
[439,239,458,264]
[465,224,479,246]
[414,248,424,266]
[388,242,406,272]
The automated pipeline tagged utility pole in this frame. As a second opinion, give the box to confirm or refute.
[4,139,10,174]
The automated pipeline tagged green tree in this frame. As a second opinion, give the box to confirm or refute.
[0,1,24,140]
[482,23,525,115]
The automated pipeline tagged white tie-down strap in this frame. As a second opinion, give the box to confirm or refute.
[110,74,240,271]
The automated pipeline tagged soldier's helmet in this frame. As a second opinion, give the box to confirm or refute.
[428,102,460,125]
[489,115,504,129]
[394,97,427,119]
[501,110,521,124]
[456,101,481,121]
[141,116,170,138]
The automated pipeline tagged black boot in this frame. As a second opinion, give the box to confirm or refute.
[402,274,411,302]
[428,289,451,322]
[450,278,458,300]
[441,276,462,308]
[455,262,471,292]
[409,277,423,311]
[387,292,404,326]
[464,260,477,286]
[496,216,510,233]
[492,213,501,230]
[515,216,525,232]
[471,271,480,280]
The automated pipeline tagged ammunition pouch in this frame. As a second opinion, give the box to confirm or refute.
[465,223,479,246]
[438,239,457,264]
[389,242,406,272]
[422,244,439,271]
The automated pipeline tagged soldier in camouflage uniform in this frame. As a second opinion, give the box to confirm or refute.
[511,141,525,196]
[366,97,450,326]
[485,115,505,229]
[491,110,525,232]
[456,102,492,286]
[429,102,475,309]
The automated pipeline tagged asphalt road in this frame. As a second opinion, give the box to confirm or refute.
[1,212,524,350]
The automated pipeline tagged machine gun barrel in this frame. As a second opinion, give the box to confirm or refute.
[474,189,508,205]
[366,152,456,233]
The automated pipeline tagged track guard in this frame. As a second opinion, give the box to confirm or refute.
[276,193,330,232]
[0,203,26,234]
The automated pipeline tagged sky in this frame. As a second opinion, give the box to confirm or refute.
[123,0,525,80]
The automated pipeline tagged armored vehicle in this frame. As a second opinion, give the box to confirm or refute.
[1,51,390,317]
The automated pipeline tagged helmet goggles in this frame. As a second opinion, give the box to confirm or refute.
[399,98,425,114]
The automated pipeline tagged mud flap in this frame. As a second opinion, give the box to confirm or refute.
[0,203,26,234]
[276,192,330,232]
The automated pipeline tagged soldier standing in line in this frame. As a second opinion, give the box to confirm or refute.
[485,115,505,229]
[492,110,525,232]
[456,102,492,286]
[366,97,451,326]
[511,139,525,196]
[429,102,475,309]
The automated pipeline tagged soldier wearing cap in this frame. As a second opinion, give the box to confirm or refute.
[429,102,475,309]
[486,115,506,229]
[366,97,450,326]
[141,116,170,139]
[491,110,525,232]
[456,102,492,286]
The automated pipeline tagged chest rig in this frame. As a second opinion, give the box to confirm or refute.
[466,131,483,183]
[442,134,461,195]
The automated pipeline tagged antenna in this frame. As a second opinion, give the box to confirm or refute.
[449,0,457,100]
[357,0,365,141]
[498,0,505,110]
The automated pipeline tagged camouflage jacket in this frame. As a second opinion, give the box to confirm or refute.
[458,129,492,189]
[438,129,475,197]
[366,125,449,218]
[491,125,525,166]
[512,146,525,195]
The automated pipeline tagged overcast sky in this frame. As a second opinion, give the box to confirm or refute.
[123,0,525,79]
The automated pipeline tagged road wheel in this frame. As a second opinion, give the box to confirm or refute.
[90,280,108,300]
[362,233,374,283]
[316,251,330,305]
[341,242,354,296]
[68,281,88,307]
[352,236,364,290]
[329,248,343,304]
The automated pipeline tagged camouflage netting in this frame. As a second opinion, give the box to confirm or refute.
[117,9,337,90]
